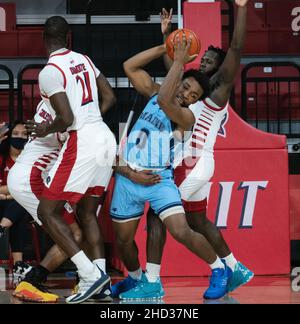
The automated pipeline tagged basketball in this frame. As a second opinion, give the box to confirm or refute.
[165,28,201,61]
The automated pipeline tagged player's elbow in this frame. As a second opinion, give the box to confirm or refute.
[123,61,131,76]
[123,60,137,78]
[63,113,74,128]
[109,92,117,107]
[157,94,169,110]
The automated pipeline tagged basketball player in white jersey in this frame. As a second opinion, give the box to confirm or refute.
[25,16,116,304]
[123,0,253,299]
[7,101,81,302]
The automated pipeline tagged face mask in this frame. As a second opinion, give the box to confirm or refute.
[10,137,27,150]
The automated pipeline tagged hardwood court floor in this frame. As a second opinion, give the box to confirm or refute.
[0,274,299,304]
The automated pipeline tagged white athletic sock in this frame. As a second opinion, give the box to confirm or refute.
[209,257,225,270]
[93,259,106,274]
[128,267,142,281]
[145,263,161,283]
[222,253,238,271]
[71,251,99,280]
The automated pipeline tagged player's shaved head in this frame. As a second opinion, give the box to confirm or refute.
[44,16,70,46]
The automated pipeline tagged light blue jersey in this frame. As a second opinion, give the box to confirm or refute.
[122,95,175,178]
[111,94,184,221]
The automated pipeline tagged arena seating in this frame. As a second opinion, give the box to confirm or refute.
[242,0,300,55]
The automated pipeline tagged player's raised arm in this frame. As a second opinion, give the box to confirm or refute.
[160,7,173,71]
[157,35,205,130]
[210,0,248,107]
[123,45,165,98]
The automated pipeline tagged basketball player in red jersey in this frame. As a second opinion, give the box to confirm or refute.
[113,0,253,300]
[25,16,117,304]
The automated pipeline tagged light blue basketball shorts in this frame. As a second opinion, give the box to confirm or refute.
[110,174,184,222]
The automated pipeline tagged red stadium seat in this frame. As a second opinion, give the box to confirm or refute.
[0,32,18,57]
[276,66,300,120]
[241,63,300,124]
[18,28,46,57]
[0,91,17,122]
[18,66,44,120]
[243,0,300,55]
[267,0,300,55]
[242,1,268,55]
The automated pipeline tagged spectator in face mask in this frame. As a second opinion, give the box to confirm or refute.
[0,121,32,283]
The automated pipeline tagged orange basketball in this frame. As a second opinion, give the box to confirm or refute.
[165,28,201,61]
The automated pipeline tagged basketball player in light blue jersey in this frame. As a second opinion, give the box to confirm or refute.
[110,36,232,300]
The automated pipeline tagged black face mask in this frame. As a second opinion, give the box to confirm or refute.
[10,137,27,150]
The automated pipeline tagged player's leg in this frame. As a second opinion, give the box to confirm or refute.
[7,164,82,302]
[179,157,231,258]
[40,221,82,272]
[123,179,230,300]
[76,196,105,262]
[113,219,141,273]
[38,198,80,257]
[145,209,166,282]
[110,174,146,298]
[181,163,254,292]
[112,218,146,298]
[55,125,115,303]
[186,209,231,258]
[14,217,82,303]
[74,194,113,302]
[163,212,231,299]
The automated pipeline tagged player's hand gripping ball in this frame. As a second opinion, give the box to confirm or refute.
[165,28,201,60]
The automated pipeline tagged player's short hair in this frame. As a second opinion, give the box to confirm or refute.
[207,45,226,67]
[182,69,211,100]
[44,16,70,45]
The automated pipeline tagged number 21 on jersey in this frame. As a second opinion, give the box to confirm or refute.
[76,71,93,106]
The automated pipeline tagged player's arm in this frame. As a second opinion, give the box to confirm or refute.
[157,37,197,130]
[160,7,174,72]
[26,66,74,137]
[89,58,116,115]
[114,157,161,185]
[96,73,116,115]
[123,45,165,98]
[210,0,248,107]
[26,93,74,138]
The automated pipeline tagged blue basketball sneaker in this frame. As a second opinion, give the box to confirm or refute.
[119,275,165,300]
[227,262,254,293]
[203,265,232,300]
[111,274,144,298]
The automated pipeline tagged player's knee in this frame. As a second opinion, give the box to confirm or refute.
[115,231,134,247]
[72,227,82,244]
[187,211,208,231]
[77,209,97,224]
[169,226,191,245]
